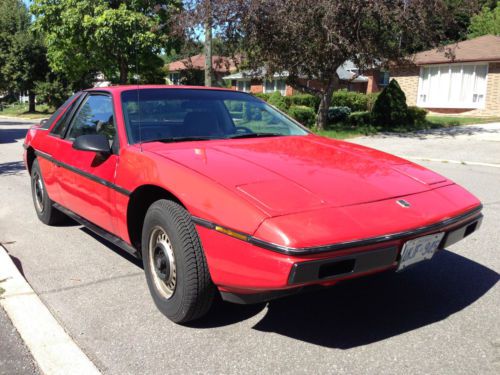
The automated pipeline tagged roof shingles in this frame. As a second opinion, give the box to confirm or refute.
[414,35,500,65]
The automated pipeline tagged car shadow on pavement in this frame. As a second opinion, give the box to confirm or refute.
[0,128,29,144]
[250,250,498,349]
[80,227,144,268]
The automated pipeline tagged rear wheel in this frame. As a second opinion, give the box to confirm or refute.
[30,159,66,225]
[141,199,215,323]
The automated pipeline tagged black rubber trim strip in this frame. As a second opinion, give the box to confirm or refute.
[288,246,398,284]
[53,203,139,258]
[34,150,131,196]
[191,204,483,255]
[191,216,216,229]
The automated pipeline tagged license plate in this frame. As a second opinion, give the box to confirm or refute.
[397,232,445,271]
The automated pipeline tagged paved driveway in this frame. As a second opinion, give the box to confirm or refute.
[0,118,499,374]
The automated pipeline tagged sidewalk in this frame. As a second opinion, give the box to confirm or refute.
[0,305,40,375]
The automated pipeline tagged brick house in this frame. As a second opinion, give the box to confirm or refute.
[166,54,239,87]
[391,35,500,117]
[223,61,388,96]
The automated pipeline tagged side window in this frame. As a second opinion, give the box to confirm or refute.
[67,95,115,141]
[49,93,82,135]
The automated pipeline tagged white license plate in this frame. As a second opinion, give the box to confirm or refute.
[397,232,445,271]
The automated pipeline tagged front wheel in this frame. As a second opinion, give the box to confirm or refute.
[141,199,216,323]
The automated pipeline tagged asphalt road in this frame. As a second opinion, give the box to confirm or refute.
[0,305,40,375]
[0,117,499,374]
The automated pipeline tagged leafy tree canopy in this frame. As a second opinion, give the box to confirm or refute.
[0,0,31,92]
[232,0,470,129]
[468,4,500,38]
[31,0,181,85]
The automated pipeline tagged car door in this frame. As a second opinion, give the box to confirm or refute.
[55,92,120,234]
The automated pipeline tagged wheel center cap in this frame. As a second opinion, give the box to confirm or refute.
[153,245,170,281]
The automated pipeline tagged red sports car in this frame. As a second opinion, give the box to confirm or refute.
[23,85,483,323]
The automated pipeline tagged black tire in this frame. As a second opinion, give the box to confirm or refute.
[30,159,66,225]
[141,199,216,323]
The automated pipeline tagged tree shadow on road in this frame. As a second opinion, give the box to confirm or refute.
[0,128,29,144]
[373,125,500,140]
[0,161,26,176]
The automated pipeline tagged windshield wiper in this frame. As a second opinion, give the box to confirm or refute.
[151,136,215,143]
[226,132,283,139]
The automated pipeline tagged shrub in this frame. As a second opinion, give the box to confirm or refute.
[328,106,351,123]
[347,111,372,127]
[366,92,379,111]
[332,90,369,112]
[287,105,316,127]
[267,91,288,112]
[253,92,271,102]
[371,79,409,128]
[407,106,428,126]
[285,94,321,110]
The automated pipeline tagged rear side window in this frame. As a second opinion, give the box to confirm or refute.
[50,93,83,136]
[67,94,115,141]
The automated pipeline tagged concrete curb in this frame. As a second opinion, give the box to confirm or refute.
[0,245,101,375]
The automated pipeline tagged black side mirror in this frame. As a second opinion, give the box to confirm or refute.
[73,134,111,154]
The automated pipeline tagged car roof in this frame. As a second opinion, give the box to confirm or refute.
[85,85,237,94]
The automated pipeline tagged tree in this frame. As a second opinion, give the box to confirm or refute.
[31,1,181,85]
[236,0,473,129]
[372,79,408,128]
[468,4,500,38]
[0,0,30,93]
[0,0,50,112]
[177,0,244,86]
[2,31,49,112]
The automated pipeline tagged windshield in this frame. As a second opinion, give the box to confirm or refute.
[121,89,309,144]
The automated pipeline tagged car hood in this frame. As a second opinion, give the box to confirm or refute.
[145,135,450,216]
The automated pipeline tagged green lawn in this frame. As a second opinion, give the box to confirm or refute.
[0,103,54,119]
[315,115,500,139]
[314,128,371,139]
[426,115,500,127]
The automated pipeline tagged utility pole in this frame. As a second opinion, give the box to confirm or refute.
[204,0,213,87]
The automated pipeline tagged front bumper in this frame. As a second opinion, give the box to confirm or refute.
[196,206,482,304]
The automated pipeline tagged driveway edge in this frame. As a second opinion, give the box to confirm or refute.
[0,245,101,375]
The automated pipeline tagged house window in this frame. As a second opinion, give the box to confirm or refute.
[263,79,286,95]
[168,72,180,85]
[378,71,390,87]
[236,80,251,93]
[417,63,488,108]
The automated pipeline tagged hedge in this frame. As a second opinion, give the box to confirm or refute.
[254,92,271,101]
[284,94,321,111]
[267,92,288,112]
[346,111,372,127]
[407,106,428,127]
[332,90,368,112]
[328,106,351,123]
[287,105,316,127]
